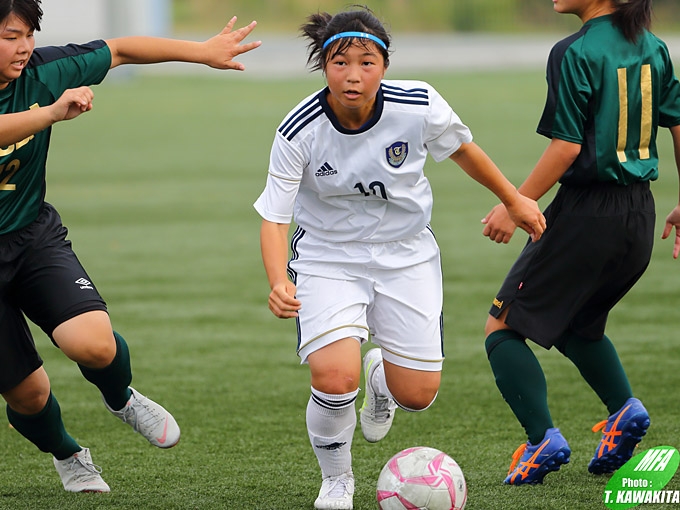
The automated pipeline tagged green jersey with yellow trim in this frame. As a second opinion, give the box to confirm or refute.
[0,41,110,234]
[537,15,680,186]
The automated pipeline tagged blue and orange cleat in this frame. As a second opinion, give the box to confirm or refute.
[504,428,571,485]
[588,397,650,475]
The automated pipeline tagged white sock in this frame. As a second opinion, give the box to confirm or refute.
[306,387,358,478]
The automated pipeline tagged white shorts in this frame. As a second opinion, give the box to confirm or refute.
[290,227,444,372]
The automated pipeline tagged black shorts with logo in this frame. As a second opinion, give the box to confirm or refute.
[0,203,107,393]
[489,181,655,349]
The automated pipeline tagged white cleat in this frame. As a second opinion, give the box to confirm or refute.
[104,387,180,448]
[53,448,110,493]
[359,349,397,443]
[314,471,354,510]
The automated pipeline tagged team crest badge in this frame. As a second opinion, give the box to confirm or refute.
[386,141,408,168]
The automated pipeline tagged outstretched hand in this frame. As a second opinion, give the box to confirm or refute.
[201,17,262,71]
[51,87,94,122]
[661,205,680,259]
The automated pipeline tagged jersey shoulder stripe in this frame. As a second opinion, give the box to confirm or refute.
[28,40,108,68]
[537,26,590,139]
[382,83,429,106]
[279,94,324,141]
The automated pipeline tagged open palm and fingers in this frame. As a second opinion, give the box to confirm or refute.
[202,17,262,70]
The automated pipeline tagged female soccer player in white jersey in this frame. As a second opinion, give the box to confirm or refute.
[254,7,546,509]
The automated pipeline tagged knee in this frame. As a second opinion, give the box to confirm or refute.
[392,384,439,411]
[485,328,525,359]
[12,389,50,415]
[52,311,116,368]
[485,308,510,337]
[312,368,360,395]
[385,364,440,411]
[69,333,117,368]
[4,381,51,415]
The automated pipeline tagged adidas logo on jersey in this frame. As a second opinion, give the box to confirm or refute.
[315,162,337,177]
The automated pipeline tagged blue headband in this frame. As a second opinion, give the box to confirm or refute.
[322,31,387,51]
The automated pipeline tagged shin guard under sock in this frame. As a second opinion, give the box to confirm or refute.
[78,331,132,410]
[561,332,632,414]
[307,387,358,477]
[486,330,553,444]
[6,392,80,460]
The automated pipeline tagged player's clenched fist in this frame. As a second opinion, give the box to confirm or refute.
[268,281,301,319]
[51,86,94,122]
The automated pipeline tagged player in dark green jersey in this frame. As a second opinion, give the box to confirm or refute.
[480,0,680,485]
[0,0,260,493]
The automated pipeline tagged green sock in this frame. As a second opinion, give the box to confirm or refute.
[561,332,632,415]
[486,330,553,444]
[6,392,80,460]
[78,331,132,410]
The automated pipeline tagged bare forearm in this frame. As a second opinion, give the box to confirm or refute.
[518,138,581,200]
[0,108,55,147]
[453,141,546,241]
[106,37,204,68]
[449,142,519,206]
[106,18,260,71]
[260,219,300,318]
[260,220,291,289]
[670,125,680,201]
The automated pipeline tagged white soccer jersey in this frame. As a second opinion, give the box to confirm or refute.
[253,80,473,243]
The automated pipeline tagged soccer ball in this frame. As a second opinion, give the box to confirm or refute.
[376,446,467,510]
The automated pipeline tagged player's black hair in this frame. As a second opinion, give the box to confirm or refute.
[0,0,43,31]
[612,0,652,43]
[300,5,391,72]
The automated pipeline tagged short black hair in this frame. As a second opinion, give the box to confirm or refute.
[0,0,43,31]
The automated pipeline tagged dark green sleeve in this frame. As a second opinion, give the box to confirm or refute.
[658,43,680,128]
[26,40,112,100]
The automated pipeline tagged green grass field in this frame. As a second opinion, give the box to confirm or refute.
[1,69,679,509]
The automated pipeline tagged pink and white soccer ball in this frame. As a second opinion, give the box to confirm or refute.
[376,446,467,510]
